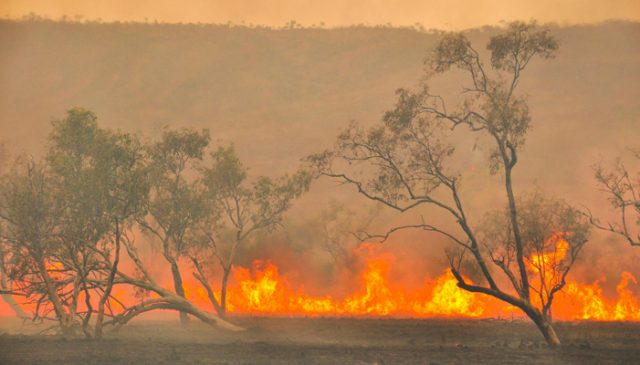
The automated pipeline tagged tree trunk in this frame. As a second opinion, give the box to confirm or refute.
[170,261,190,324]
[219,266,232,317]
[117,243,242,332]
[190,257,223,315]
[503,163,530,301]
[95,225,121,339]
[109,280,244,332]
[36,259,74,335]
[531,313,561,347]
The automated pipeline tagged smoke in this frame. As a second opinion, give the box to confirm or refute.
[0,20,639,316]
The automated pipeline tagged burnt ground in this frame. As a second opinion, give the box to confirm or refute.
[0,317,639,365]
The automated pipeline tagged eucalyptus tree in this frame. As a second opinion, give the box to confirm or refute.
[0,109,148,336]
[88,135,149,339]
[141,128,211,324]
[40,108,150,337]
[309,21,589,346]
[190,145,311,316]
[0,111,243,334]
[0,158,70,332]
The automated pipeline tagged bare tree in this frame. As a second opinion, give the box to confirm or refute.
[590,150,640,246]
[309,21,587,346]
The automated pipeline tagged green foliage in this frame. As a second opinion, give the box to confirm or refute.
[0,159,60,265]
[202,144,311,237]
[48,108,149,245]
[144,128,211,257]
[148,128,210,177]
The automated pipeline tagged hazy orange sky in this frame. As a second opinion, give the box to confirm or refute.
[1,0,639,29]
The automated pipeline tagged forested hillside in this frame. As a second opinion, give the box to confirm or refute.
[1,20,638,177]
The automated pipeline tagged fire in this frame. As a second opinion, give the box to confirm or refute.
[1,241,639,322]
[415,271,484,317]
[220,240,640,321]
[523,233,640,321]
[342,258,398,316]
[614,272,640,320]
[558,272,640,321]
[226,254,487,318]
[529,235,570,274]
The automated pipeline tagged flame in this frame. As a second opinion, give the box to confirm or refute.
[220,240,640,321]
[226,255,487,318]
[529,235,570,274]
[1,241,639,322]
[557,272,640,321]
[524,234,640,321]
[415,271,484,317]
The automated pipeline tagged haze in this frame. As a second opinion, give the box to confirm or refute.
[2,0,640,29]
[0,0,640,362]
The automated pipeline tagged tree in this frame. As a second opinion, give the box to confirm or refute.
[309,21,586,346]
[40,108,154,337]
[477,193,589,323]
[0,141,28,319]
[0,109,152,337]
[590,150,640,246]
[141,128,211,325]
[0,158,71,333]
[190,145,311,316]
[0,110,243,336]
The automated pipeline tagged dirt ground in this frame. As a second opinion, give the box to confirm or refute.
[0,316,639,365]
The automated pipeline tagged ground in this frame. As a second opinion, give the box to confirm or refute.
[0,317,639,365]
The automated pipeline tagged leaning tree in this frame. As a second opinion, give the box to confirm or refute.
[309,21,590,346]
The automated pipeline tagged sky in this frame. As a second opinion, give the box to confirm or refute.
[1,0,639,29]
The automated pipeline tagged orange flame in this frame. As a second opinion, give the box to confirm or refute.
[220,240,640,321]
[226,255,488,318]
[1,241,639,322]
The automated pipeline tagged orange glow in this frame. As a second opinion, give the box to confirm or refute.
[219,240,640,321]
[1,242,639,322]
[225,251,490,318]
[557,272,640,321]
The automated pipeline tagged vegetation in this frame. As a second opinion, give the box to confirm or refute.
[309,21,590,346]
[0,19,637,353]
[590,151,640,247]
[0,109,310,336]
